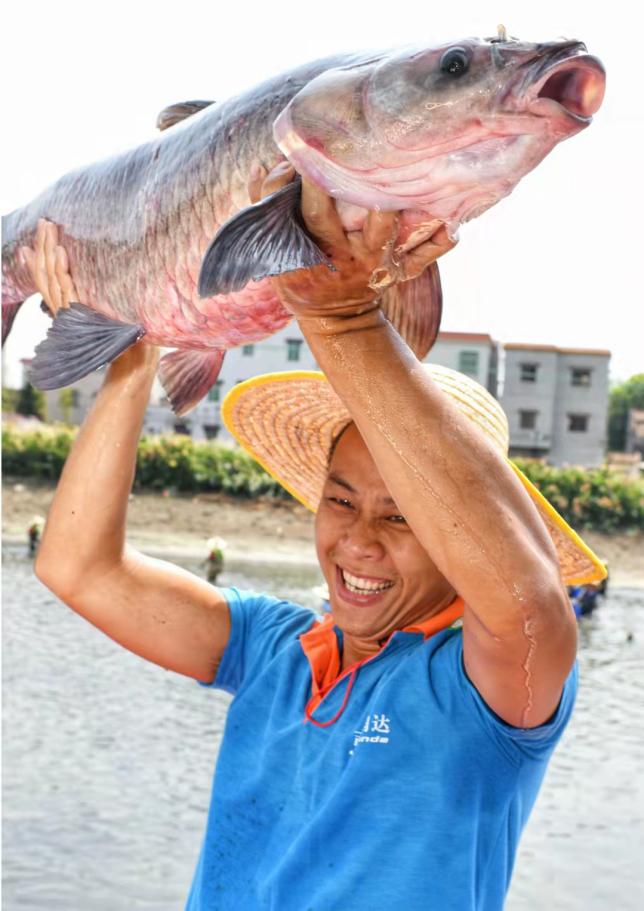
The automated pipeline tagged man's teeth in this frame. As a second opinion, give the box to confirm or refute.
[341,569,394,594]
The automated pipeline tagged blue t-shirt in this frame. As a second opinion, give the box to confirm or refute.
[187,587,577,911]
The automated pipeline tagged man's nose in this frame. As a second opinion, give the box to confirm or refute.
[341,516,386,561]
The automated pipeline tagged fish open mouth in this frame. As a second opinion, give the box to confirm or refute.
[529,54,605,123]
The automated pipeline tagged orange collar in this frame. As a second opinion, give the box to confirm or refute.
[300,597,464,724]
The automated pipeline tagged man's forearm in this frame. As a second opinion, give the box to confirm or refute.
[36,346,159,587]
[299,311,563,627]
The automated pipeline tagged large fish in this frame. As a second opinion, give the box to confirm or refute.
[1,31,605,414]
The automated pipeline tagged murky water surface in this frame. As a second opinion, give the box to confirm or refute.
[2,544,643,909]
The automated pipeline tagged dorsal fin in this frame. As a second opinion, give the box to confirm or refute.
[156,100,215,131]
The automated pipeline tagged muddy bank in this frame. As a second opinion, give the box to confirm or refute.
[2,477,317,565]
[3,478,642,584]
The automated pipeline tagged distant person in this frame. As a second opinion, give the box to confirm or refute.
[578,584,601,617]
[205,537,226,585]
[567,583,602,619]
[27,515,45,557]
[25,167,606,910]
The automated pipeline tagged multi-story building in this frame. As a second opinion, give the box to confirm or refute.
[427,332,498,396]
[501,344,611,467]
[161,327,500,442]
[10,333,611,469]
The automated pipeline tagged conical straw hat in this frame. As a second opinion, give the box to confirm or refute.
[222,365,606,586]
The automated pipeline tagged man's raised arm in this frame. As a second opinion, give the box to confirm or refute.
[27,221,230,683]
[255,168,576,730]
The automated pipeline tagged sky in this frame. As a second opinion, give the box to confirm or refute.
[1,0,642,387]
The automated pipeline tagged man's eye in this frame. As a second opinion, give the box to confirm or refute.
[327,496,353,509]
[387,515,407,524]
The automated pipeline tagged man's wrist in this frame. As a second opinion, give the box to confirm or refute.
[297,305,386,339]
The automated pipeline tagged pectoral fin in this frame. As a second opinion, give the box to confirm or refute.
[198,176,331,298]
[158,348,225,416]
[156,100,215,131]
[30,303,145,389]
[380,264,443,359]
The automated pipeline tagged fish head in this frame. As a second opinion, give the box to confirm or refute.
[274,37,605,229]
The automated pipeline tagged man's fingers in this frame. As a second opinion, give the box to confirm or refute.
[260,161,296,200]
[33,220,50,302]
[24,220,76,315]
[300,179,347,255]
[20,245,35,276]
[363,209,398,254]
[43,221,63,313]
[248,161,268,205]
[55,246,78,308]
[402,228,458,278]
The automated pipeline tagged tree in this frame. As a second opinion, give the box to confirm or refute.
[2,387,19,413]
[58,388,75,424]
[608,373,644,451]
[16,381,46,421]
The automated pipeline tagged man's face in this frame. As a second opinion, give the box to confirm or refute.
[315,423,455,644]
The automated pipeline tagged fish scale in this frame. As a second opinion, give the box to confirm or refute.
[2,39,604,414]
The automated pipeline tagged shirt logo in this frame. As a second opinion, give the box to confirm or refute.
[352,713,391,748]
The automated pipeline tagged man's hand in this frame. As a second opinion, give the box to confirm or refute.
[249,162,456,320]
[20,219,78,317]
[21,218,156,372]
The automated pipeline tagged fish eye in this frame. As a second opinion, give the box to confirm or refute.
[440,47,470,77]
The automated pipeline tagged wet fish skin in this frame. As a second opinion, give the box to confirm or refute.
[1,38,605,408]
[2,55,362,348]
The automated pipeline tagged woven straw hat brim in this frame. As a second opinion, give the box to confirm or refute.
[222,370,607,587]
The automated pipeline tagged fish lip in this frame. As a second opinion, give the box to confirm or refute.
[527,53,606,124]
[503,43,606,125]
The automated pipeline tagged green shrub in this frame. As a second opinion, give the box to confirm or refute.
[2,424,74,479]
[2,425,642,530]
[514,459,644,533]
[2,424,287,499]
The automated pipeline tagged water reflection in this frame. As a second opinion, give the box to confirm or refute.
[2,545,643,910]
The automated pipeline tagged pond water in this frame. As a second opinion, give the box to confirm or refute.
[2,543,643,910]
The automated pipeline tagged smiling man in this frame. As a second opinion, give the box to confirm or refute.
[29,165,605,911]
[317,423,457,659]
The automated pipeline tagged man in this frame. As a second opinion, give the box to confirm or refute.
[28,165,604,910]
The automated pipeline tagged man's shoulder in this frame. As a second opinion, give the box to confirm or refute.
[221,586,318,635]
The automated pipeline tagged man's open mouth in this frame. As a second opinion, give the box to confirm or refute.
[336,566,395,601]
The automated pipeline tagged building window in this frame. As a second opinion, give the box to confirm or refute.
[519,410,538,430]
[207,380,224,403]
[520,363,539,382]
[571,367,592,387]
[203,424,220,440]
[568,414,589,432]
[70,389,80,407]
[242,344,254,356]
[286,339,303,362]
[458,350,479,376]
[173,421,191,435]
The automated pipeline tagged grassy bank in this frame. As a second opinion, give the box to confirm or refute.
[2,424,643,534]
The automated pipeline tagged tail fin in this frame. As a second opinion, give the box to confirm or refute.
[2,301,24,346]
[3,228,34,346]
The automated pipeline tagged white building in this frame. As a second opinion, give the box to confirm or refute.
[7,326,500,441]
[10,331,612,469]
[149,326,500,442]
[501,344,611,467]
[427,332,498,395]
